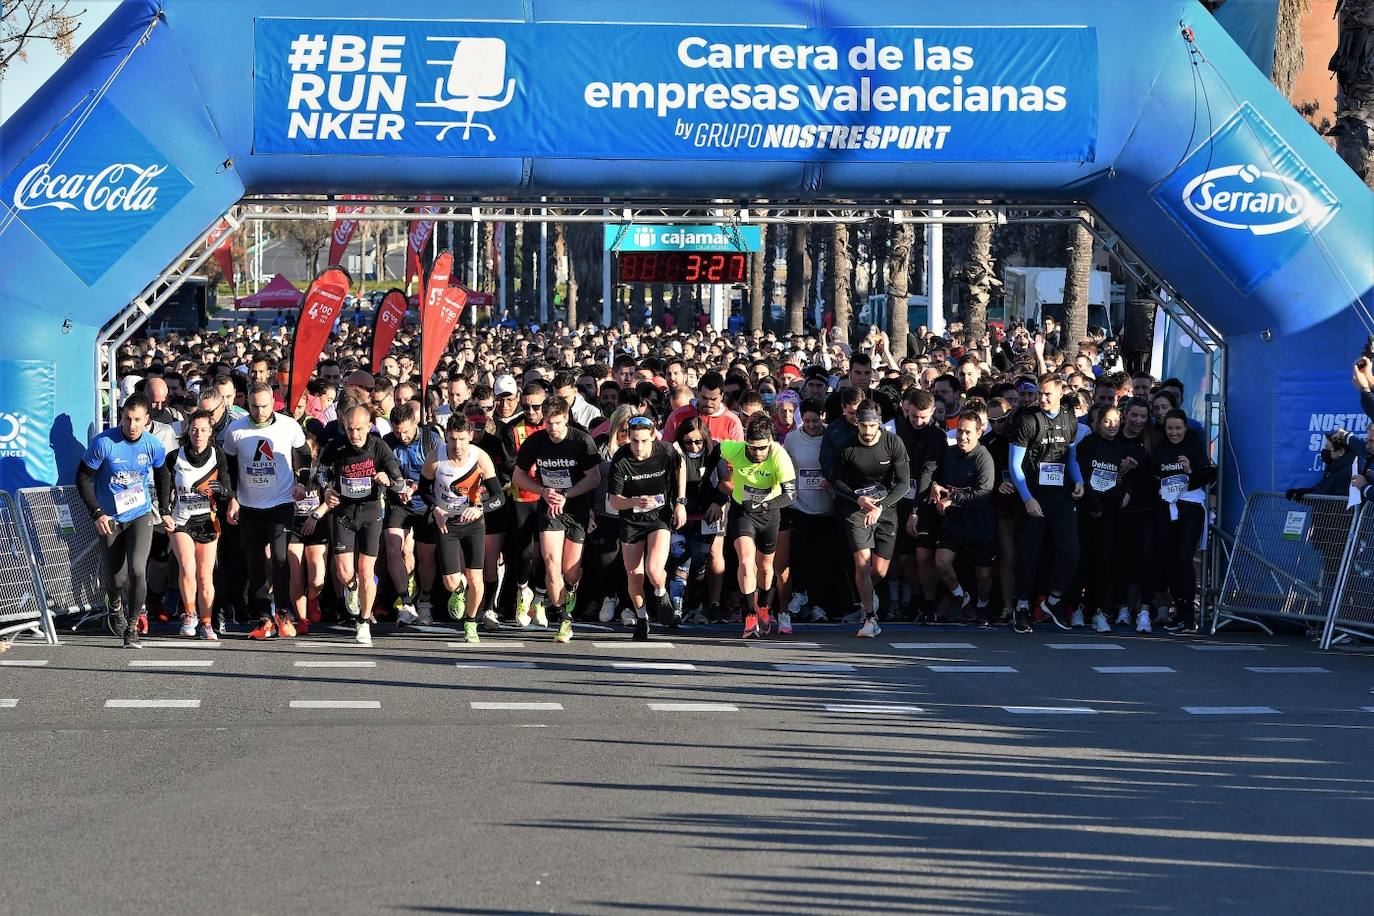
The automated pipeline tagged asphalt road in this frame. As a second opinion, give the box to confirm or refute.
[3,623,1371,915]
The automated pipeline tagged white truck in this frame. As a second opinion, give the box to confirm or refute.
[1002,266,1114,337]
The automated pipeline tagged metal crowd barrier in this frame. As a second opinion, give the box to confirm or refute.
[1322,505,1374,649]
[0,491,56,645]
[1213,492,1364,645]
[15,486,109,632]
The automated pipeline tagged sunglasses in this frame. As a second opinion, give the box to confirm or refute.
[628,417,654,430]
[523,402,545,411]
[681,436,704,447]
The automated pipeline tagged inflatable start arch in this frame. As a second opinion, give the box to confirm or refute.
[1,0,1370,526]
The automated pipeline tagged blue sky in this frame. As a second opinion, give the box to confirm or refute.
[1,0,119,123]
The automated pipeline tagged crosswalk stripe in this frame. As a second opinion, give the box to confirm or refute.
[1003,706,1098,714]
[0,699,17,708]
[293,660,377,668]
[289,700,380,709]
[471,701,563,710]
[1047,643,1123,650]
[454,661,537,669]
[891,642,976,649]
[1094,666,1177,674]
[142,640,221,649]
[824,704,924,714]
[128,659,214,668]
[648,702,737,712]
[0,660,48,667]
[1245,667,1330,674]
[927,665,1018,673]
[592,641,675,649]
[773,663,856,673]
[448,641,524,648]
[295,641,369,649]
[1189,644,1265,651]
[105,699,201,709]
[1183,706,1280,715]
[609,661,696,671]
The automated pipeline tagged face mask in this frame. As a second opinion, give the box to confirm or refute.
[685,449,703,459]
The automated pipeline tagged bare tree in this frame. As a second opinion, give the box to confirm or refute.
[268,220,332,280]
[830,223,853,344]
[1332,0,1374,189]
[1,0,83,75]
[956,213,1000,341]
[886,224,914,359]
[1062,214,1095,352]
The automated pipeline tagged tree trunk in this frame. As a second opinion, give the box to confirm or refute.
[1062,215,1095,354]
[786,224,810,336]
[1270,0,1309,97]
[559,224,577,327]
[886,224,914,360]
[956,213,999,341]
[520,224,538,320]
[762,228,779,333]
[748,221,767,333]
[830,223,853,344]
[1332,0,1374,190]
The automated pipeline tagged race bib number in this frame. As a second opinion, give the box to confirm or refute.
[633,494,666,512]
[1161,474,1188,501]
[341,476,372,499]
[1038,463,1065,487]
[701,517,724,535]
[178,488,209,508]
[542,468,573,490]
[1090,467,1118,493]
[447,494,471,510]
[297,492,320,515]
[744,485,772,503]
[799,469,824,491]
[114,485,146,515]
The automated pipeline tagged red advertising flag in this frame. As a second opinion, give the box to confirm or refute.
[370,288,409,376]
[421,285,467,393]
[206,219,234,284]
[327,198,366,266]
[404,201,440,290]
[419,249,455,393]
[286,266,351,413]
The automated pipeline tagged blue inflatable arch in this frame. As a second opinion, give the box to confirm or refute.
[1,0,1370,526]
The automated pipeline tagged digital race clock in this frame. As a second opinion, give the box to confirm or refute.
[616,251,747,284]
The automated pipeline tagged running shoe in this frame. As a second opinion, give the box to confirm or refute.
[355,619,373,646]
[1036,600,1071,631]
[200,622,219,642]
[1135,609,1152,634]
[533,600,549,629]
[1013,609,1033,634]
[707,604,729,625]
[248,618,276,640]
[514,589,531,628]
[598,597,617,624]
[757,605,772,636]
[778,611,793,635]
[787,592,808,615]
[396,605,419,627]
[294,617,309,637]
[1070,608,1086,629]
[742,612,760,639]
[1154,605,1171,626]
[1091,610,1111,633]
[620,608,637,627]
[1115,606,1132,627]
[136,612,149,635]
[807,607,829,623]
[275,613,297,639]
[123,626,143,649]
[481,609,501,631]
[416,601,434,626]
[684,608,709,625]
[307,595,322,624]
[554,619,573,644]
[841,607,866,626]
[857,616,882,638]
[463,619,480,644]
[179,615,198,638]
[343,581,361,619]
[448,589,466,621]
[633,616,651,641]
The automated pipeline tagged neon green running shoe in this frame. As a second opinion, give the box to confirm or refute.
[447,588,466,621]
[554,618,573,644]
[463,619,479,644]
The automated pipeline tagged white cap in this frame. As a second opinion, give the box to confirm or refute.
[494,374,518,396]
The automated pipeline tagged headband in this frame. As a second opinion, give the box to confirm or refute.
[856,408,882,423]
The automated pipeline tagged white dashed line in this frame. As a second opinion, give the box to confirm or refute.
[0,699,17,708]
[471,701,563,711]
[1189,645,1266,651]
[454,661,537,669]
[1094,666,1177,674]
[292,660,377,668]
[142,640,221,649]
[1245,667,1330,674]
[1047,643,1123,650]
[608,662,696,671]
[1003,706,1098,715]
[105,699,201,709]
[289,700,381,709]
[927,665,1019,673]
[1183,706,1280,715]
[448,641,524,649]
[757,641,821,648]
[648,702,738,712]
[1362,707,1374,714]
[891,642,977,650]
[0,660,48,667]
[593,641,676,649]
[127,659,214,668]
[773,663,856,673]
[824,704,925,715]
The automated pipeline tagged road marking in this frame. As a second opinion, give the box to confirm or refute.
[289,700,381,709]
[143,640,221,649]
[1362,707,1374,714]
[592,641,675,649]
[0,699,17,708]
[1047,643,1124,650]
[127,659,214,668]
[1003,706,1099,715]
[608,661,696,671]
[448,641,524,649]
[295,641,371,649]
[927,665,1019,673]
[454,661,537,669]
[105,699,201,709]
[0,660,48,667]
[1183,706,1280,715]
[1094,666,1177,674]
[471,701,563,711]
[1189,645,1266,651]
[648,702,738,712]
[891,642,977,650]
[1245,667,1330,674]
[762,641,821,648]
[773,663,856,673]
[293,660,377,668]
[824,704,925,715]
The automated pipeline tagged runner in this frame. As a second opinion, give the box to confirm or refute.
[890,388,948,622]
[830,400,912,637]
[513,396,603,644]
[383,403,440,626]
[420,414,505,643]
[781,399,835,629]
[673,415,727,626]
[1075,404,1135,632]
[501,382,550,628]
[158,409,235,641]
[1115,398,1159,631]
[1152,409,1216,635]
[608,416,686,640]
[76,394,169,648]
[591,406,638,626]
[288,422,330,635]
[931,403,997,624]
[317,404,407,646]
[718,415,797,639]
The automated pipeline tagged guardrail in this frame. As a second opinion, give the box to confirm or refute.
[15,486,109,632]
[0,490,57,644]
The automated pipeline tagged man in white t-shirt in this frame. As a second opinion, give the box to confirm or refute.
[224,382,307,639]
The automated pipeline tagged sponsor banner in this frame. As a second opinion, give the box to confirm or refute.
[287,266,352,412]
[405,200,440,289]
[420,249,456,390]
[0,360,57,486]
[207,219,234,284]
[253,21,1097,163]
[421,287,466,392]
[1,100,193,285]
[1270,370,1369,488]
[1151,103,1341,294]
[605,224,763,252]
[328,196,366,265]
[370,288,409,375]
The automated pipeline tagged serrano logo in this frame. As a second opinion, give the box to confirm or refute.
[12,162,168,213]
[1180,164,1331,236]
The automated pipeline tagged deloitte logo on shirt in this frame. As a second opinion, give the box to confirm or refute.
[1151,103,1339,294]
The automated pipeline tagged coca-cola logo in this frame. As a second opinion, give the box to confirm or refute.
[333,220,356,244]
[12,162,168,213]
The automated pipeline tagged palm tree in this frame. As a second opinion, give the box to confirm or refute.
[886,223,914,359]
[748,220,767,333]
[956,213,1000,342]
[786,224,809,336]
[1332,0,1374,189]
[830,222,853,344]
[1061,214,1094,354]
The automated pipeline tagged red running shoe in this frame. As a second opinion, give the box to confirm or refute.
[136,612,149,635]
[247,617,276,640]
[757,604,772,636]
[742,613,760,639]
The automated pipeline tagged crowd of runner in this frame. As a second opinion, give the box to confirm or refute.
[80,308,1339,650]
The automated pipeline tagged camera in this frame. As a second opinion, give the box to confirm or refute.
[1364,335,1374,361]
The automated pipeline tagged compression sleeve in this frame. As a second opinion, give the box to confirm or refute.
[819,432,837,482]
[418,472,436,508]
[1068,440,1084,486]
[481,476,506,513]
[880,438,911,511]
[76,462,101,518]
[154,459,172,515]
[1009,444,1032,502]
[377,439,407,494]
[764,481,796,512]
[214,447,235,501]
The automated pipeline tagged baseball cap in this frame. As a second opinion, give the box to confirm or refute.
[494,374,518,397]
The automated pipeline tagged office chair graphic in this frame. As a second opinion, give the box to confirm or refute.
[415,37,516,142]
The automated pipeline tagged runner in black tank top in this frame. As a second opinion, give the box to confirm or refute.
[608,418,686,640]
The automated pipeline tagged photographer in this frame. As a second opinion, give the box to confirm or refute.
[1286,429,1366,501]
[1353,352,1374,422]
